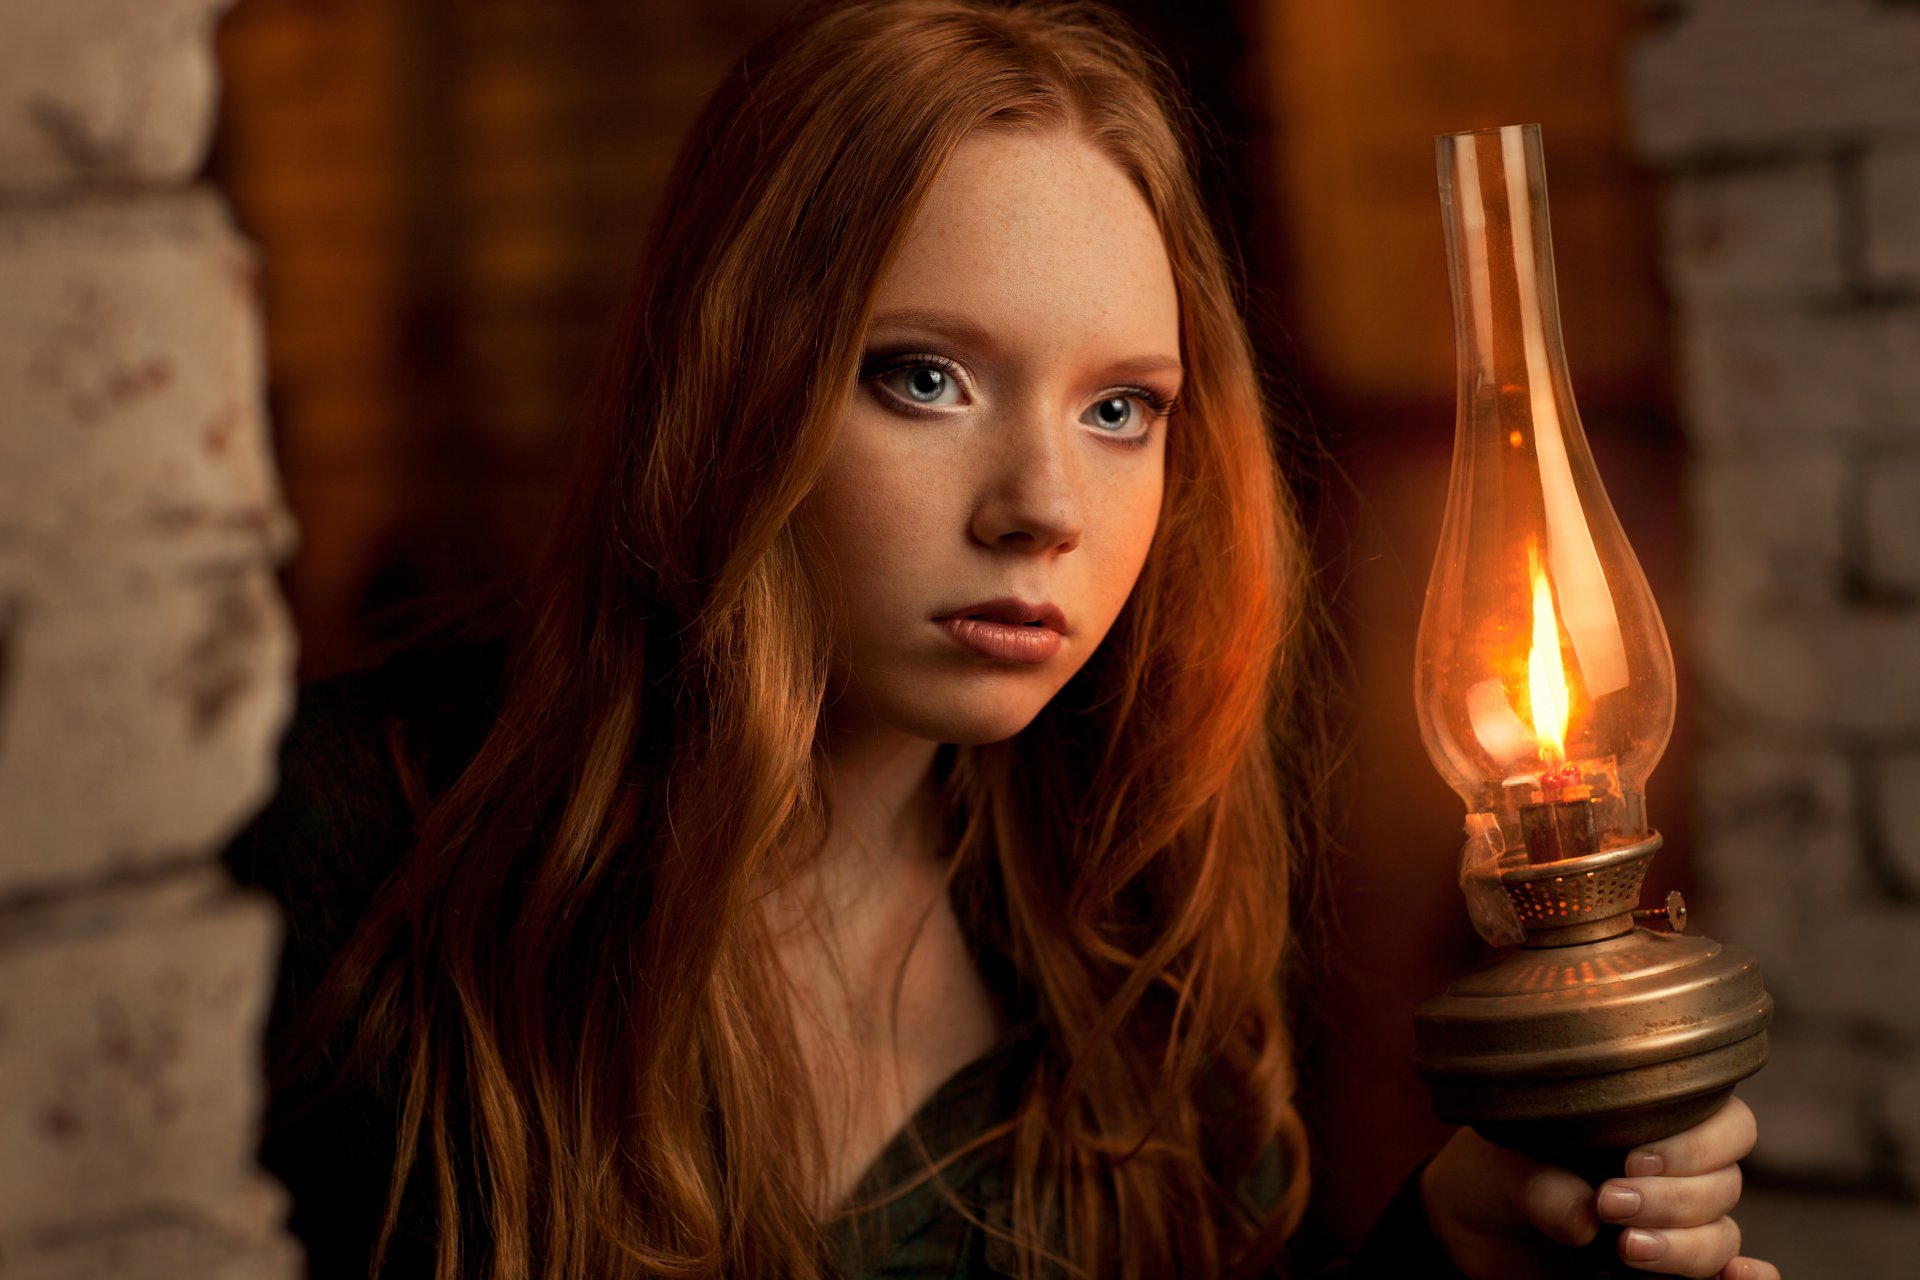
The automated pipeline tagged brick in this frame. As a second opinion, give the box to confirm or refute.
[1863,458,1920,599]
[0,541,296,896]
[1695,745,1862,913]
[1691,457,1847,612]
[0,0,235,191]
[1875,753,1920,899]
[1737,1031,1877,1184]
[1695,606,1920,737]
[3,1208,300,1280]
[1714,904,1920,1039]
[1864,144,1920,292]
[1678,304,1920,454]
[0,192,292,553]
[1735,1186,1920,1276]
[0,871,281,1239]
[1663,163,1844,303]
[1631,0,1920,162]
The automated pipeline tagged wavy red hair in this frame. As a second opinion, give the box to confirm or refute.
[276,2,1319,1277]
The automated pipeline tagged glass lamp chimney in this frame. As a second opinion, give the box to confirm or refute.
[1415,123,1675,870]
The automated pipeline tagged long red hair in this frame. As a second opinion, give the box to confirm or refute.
[278,2,1319,1276]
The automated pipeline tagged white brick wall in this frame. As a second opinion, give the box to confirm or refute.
[0,196,287,545]
[1678,305,1920,454]
[1693,458,1848,609]
[1733,1031,1877,1184]
[0,0,299,1273]
[1633,0,1920,159]
[1694,745,1864,917]
[0,547,294,889]
[0,872,284,1239]
[1631,0,1920,1264]
[0,0,234,193]
[1664,162,1845,302]
[1695,610,1920,734]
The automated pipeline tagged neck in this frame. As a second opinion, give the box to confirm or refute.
[818,725,943,873]
[764,699,946,941]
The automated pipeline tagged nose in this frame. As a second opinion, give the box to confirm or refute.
[969,407,1084,555]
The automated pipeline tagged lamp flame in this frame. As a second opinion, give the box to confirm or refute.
[1527,540,1570,764]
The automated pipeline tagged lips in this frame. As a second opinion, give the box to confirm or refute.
[934,598,1068,633]
[932,598,1067,665]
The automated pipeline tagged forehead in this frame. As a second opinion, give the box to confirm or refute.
[872,130,1180,356]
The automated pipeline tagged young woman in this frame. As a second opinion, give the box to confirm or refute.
[227,2,1775,1277]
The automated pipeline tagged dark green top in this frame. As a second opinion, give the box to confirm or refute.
[223,639,1459,1279]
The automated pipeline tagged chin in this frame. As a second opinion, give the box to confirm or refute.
[885,684,1055,746]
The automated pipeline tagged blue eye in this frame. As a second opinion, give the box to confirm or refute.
[1088,396,1139,432]
[864,355,967,410]
[901,366,953,403]
[1081,388,1175,443]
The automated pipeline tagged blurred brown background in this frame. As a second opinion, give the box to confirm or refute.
[208,0,1919,1269]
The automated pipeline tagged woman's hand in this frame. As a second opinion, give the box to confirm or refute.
[1418,1096,1779,1278]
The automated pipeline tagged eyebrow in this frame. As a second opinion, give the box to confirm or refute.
[867,305,999,351]
[865,305,1183,381]
[1099,352,1186,382]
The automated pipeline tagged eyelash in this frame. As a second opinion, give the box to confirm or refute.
[859,351,1178,449]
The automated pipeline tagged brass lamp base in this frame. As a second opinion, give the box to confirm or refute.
[1414,924,1771,1158]
[1413,833,1772,1273]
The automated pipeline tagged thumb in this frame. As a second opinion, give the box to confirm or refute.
[1479,1134,1600,1248]
[1430,1128,1600,1249]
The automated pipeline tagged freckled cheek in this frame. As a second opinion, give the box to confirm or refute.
[805,448,954,622]
[1088,470,1165,611]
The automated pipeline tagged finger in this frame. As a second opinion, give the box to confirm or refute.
[1624,1096,1758,1178]
[1721,1257,1781,1280]
[1597,1165,1742,1228]
[1618,1215,1742,1278]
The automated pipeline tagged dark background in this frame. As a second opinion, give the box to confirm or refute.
[211,0,1687,1252]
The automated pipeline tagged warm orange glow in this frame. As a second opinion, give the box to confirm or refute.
[1527,541,1570,762]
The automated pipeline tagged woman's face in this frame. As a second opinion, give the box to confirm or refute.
[796,128,1180,746]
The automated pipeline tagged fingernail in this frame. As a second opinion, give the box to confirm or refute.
[1597,1185,1641,1221]
[1622,1229,1666,1262]
[1624,1150,1663,1177]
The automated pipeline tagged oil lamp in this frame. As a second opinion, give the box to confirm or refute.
[1410,124,1772,1272]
